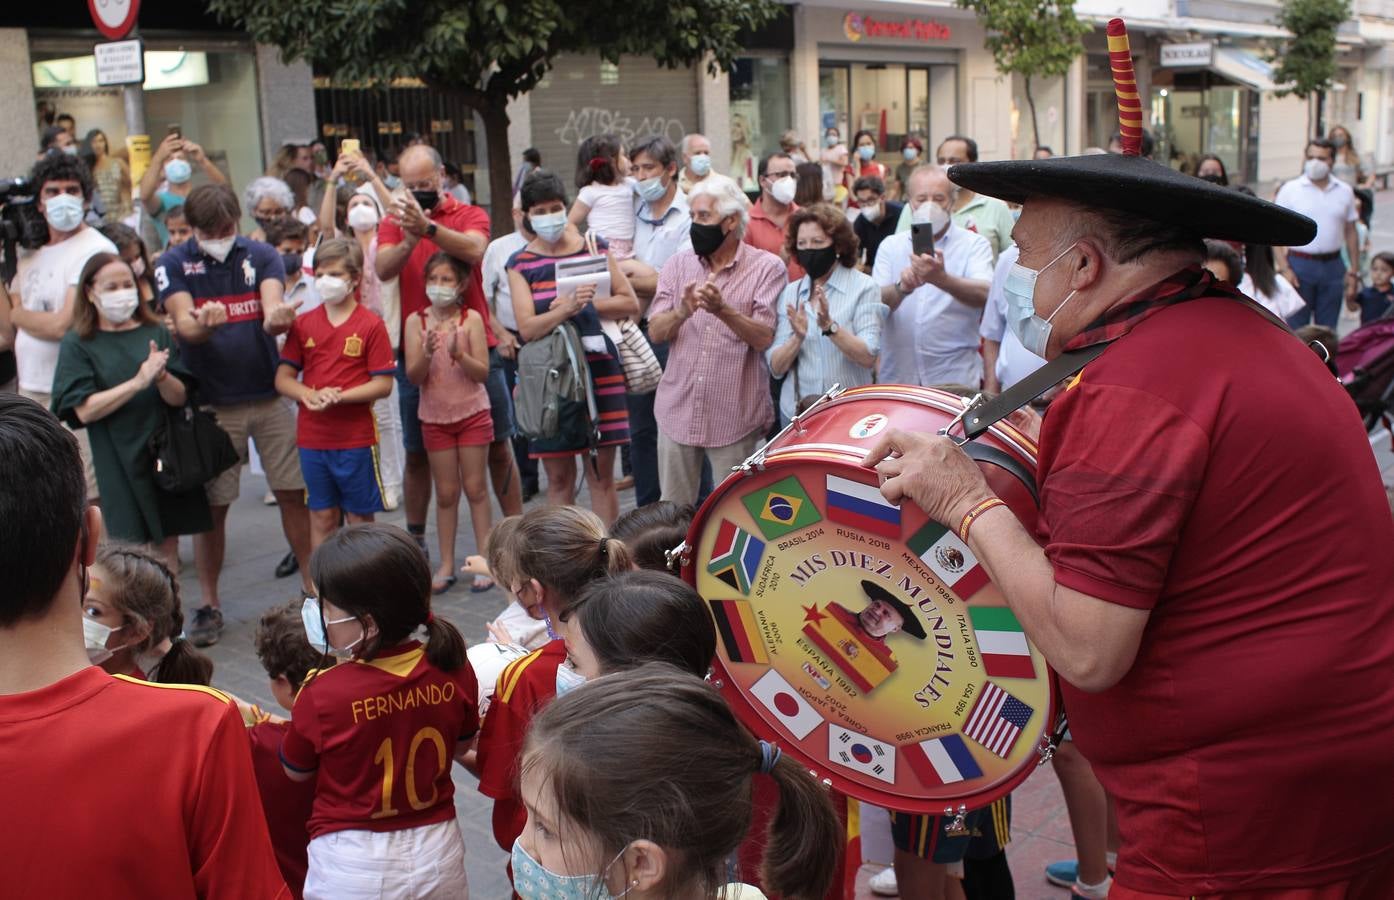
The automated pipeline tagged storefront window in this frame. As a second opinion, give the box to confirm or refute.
[729,55,790,191]
[1150,72,1254,182]
[819,63,955,168]
[1011,74,1066,158]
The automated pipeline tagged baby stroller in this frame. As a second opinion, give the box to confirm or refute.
[1336,316,1394,433]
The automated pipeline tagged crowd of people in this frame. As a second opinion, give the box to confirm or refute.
[1,105,1392,900]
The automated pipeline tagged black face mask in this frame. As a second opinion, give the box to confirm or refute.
[412,189,440,211]
[255,215,282,233]
[796,246,838,280]
[1198,173,1226,186]
[689,221,727,259]
[280,251,303,276]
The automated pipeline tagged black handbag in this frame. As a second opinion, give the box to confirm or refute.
[148,401,239,494]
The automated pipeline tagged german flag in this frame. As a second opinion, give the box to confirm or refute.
[710,599,769,664]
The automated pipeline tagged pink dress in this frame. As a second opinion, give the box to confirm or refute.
[416,309,490,425]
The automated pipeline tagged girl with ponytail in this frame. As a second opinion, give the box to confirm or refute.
[517,664,842,900]
[282,523,479,899]
[82,543,214,685]
[476,504,633,869]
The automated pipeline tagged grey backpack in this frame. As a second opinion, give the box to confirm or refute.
[514,322,598,445]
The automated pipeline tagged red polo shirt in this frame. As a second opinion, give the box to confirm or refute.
[279,303,395,450]
[378,195,495,347]
[0,668,289,898]
[743,198,803,281]
[1037,294,1394,894]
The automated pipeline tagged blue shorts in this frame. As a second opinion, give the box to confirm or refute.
[485,348,515,442]
[300,447,384,515]
[396,351,425,455]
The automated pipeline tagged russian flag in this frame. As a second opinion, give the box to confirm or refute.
[902,734,984,787]
[825,474,901,538]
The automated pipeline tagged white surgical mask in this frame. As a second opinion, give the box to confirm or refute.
[199,236,235,263]
[426,284,458,308]
[1303,158,1331,182]
[1004,243,1079,357]
[44,194,84,233]
[510,839,630,900]
[530,211,566,243]
[164,159,193,184]
[769,177,797,206]
[635,175,666,204]
[82,615,126,666]
[860,203,883,223]
[97,288,140,324]
[912,201,951,234]
[316,275,351,304]
[688,153,712,177]
[130,257,147,277]
[300,597,363,657]
[347,203,380,232]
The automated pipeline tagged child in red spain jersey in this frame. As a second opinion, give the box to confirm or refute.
[475,505,631,856]
[275,238,395,550]
[0,395,288,899]
[250,601,334,900]
[513,665,842,900]
[81,542,214,684]
[404,251,493,594]
[281,523,480,900]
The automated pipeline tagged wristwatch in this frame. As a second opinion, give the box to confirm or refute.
[821,321,840,337]
[425,222,438,239]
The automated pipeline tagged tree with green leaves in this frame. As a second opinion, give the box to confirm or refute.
[208,0,782,233]
[1271,0,1351,135]
[954,0,1090,151]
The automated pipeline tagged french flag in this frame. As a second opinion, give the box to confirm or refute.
[903,734,984,787]
[825,474,901,539]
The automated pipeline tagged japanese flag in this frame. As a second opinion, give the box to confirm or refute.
[827,724,897,784]
[749,669,824,740]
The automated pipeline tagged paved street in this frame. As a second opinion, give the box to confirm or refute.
[186,190,1394,900]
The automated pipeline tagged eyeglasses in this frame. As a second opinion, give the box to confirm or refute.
[765,171,797,180]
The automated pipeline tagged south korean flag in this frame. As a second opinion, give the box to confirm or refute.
[827,724,896,784]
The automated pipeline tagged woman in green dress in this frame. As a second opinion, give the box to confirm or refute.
[52,252,210,563]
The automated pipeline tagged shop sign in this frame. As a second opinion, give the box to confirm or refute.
[843,11,952,43]
[1161,43,1213,68]
[94,39,144,86]
[87,0,140,41]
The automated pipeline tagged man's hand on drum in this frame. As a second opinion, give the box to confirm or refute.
[862,429,995,526]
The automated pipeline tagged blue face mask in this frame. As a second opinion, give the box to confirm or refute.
[164,158,193,184]
[825,134,840,148]
[635,174,667,204]
[384,173,402,190]
[903,146,920,162]
[530,211,566,243]
[857,145,876,161]
[1003,243,1078,358]
[510,838,630,900]
[688,153,711,177]
[555,662,586,696]
[301,596,363,657]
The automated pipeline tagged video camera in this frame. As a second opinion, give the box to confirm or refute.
[0,177,47,283]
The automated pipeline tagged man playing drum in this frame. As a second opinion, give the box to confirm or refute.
[864,21,1394,899]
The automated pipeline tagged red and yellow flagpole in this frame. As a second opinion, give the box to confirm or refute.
[1106,18,1143,156]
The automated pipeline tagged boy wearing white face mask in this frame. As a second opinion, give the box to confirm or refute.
[276,238,395,551]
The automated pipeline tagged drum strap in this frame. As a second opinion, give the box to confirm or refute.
[963,442,1040,505]
[961,344,1110,441]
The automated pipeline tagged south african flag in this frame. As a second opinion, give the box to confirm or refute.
[707,519,765,595]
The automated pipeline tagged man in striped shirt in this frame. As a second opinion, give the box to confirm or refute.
[648,178,785,505]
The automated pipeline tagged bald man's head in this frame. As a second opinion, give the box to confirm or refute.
[399,145,443,195]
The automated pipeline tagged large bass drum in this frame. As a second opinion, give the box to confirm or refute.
[681,385,1057,814]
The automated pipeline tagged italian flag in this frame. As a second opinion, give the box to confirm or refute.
[906,520,990,600]
[967,606,1036,679]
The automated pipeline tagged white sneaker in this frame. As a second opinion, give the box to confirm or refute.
[869,866,899,897]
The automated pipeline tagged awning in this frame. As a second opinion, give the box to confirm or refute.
[1211,47,1283,92]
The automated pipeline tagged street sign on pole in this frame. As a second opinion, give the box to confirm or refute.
[88,0,141,41]
[94,39,144,86]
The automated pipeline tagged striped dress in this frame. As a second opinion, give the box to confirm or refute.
[507,240,630,457]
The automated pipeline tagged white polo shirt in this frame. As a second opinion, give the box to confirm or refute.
[481,231,528,333]
[1273,174,1357,255]
[979,245,1047,390]
[872,224,994,387]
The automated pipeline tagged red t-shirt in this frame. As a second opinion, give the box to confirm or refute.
[0,667,288,898]
[280,642,480,839]
[378,195,496,347]
[743,199,803,281]
[475,639,566,851]
[1037,295,1394,893]
[248,719,315,899]
[279,303,395,450]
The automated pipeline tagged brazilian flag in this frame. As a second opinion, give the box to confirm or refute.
[742,475,821,540]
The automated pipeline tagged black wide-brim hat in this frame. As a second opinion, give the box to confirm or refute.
[948,153,1317,247]
[860,580,926,640]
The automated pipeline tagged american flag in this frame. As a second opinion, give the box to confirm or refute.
[962,682,1034,758]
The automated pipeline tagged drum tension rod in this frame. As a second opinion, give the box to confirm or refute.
[737,384,845,472]
[942,805,970,837]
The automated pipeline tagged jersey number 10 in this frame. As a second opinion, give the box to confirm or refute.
[371,726,449,819]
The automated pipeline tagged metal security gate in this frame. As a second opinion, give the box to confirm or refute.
[529,55,698,181]
[314,79,479,194]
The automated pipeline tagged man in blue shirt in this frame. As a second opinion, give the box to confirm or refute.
[154,184,310,646]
